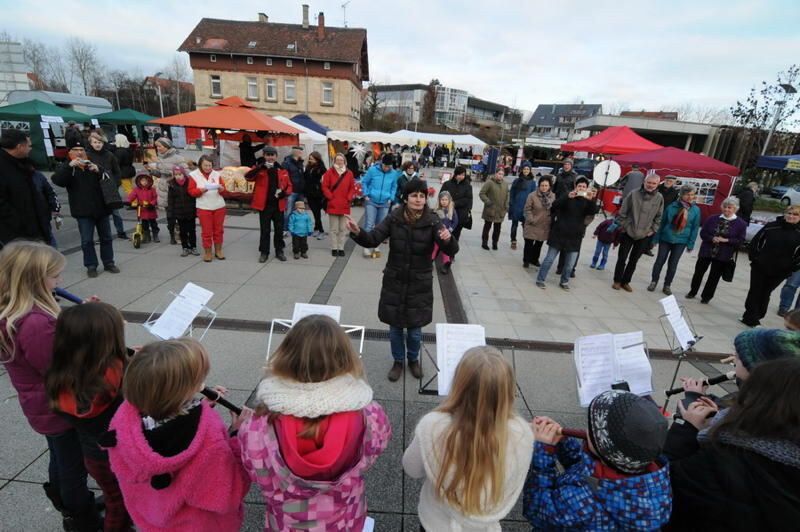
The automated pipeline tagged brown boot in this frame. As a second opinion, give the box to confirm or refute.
[408,360,423,379]
[203,247,212,262]
[214,243,225,260]
[612,282,622,290]
[387,362,403,382]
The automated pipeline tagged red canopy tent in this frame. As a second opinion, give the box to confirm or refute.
[561,126,662,154]
[150,96,301,146]
[613,147,741,220]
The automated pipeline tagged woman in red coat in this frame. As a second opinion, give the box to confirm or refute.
[322,153,356,257]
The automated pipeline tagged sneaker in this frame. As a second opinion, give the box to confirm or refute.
[293,252,300,260]
[559,283,570,291]
[317,232,327,240]
[311,231,319,238]
[387,361,403,382]
[536,281,546,289]
[104,264,120,274]
[597,265,605,271]
[259,253,269,263]
[87,267,99,278]
[590,263,597,269]
[180,248,190,257]
[662,285,672,296]
[647,282,657,292]
[408,360,423,379]
[190,248,200,256]
[301,252,308,259]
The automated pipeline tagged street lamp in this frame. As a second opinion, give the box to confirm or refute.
[761,82,797,155]
[153,71,165,118]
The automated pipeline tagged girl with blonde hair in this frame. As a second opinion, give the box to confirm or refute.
[102,338,250,531]
[238,314,391,530]
[403,346,534,531]
[0,241,100,529]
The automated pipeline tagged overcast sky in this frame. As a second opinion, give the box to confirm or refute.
[3,0,798,115]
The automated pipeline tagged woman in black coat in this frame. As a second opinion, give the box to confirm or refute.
[303,151,327,236]
[346,178,457,382]
[113,133,136,198]
[440,165,473,241]
[665,358,800,532]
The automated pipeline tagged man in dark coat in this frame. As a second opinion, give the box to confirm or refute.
[347,178,458,382]
[736,181,758,224]
[52,139,119,277]
[536,177,599,290]
[282,146,305,226]
[0,130,51,248]
[238,134,266,167]
[620,163,646,198]
[553,158,578,199]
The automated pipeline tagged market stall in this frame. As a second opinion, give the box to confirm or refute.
[290,113,330,135]
[0,99,91,168]
[391,129,487,153]
[560,126,662,155]
[274,116,330,166]
[756,153,800,172]
[613,147,740,221]
[92,108,156,145]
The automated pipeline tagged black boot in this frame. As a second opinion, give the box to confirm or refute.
[43,482,79,531]
[70,492,102,532]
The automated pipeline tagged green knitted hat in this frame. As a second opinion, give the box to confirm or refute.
[734,329,800,371]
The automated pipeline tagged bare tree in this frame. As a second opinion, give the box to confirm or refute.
[0,29,14,41]
[67,37,101,95]
[47,47,71,93]
[604,101,630,116]
[165,54,190,113]
[675,103,731,125]
[23,39,48,89]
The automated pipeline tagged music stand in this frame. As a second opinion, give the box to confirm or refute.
[142,290,217,341]
[658,305,703,413]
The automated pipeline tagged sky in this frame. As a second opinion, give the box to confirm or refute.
[2,0,799,116]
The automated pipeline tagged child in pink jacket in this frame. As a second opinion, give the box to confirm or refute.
[101,338,250,532]
[127,173,160,242]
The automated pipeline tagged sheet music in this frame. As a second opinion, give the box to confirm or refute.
[292,303,341,324]
[436,324,486,396]
[613,331,653,396]
[659,295,695,350]
[146,283,214,340]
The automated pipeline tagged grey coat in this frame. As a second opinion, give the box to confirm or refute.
[479,178,509,223]
[617,188,664,240]
[523,190,555,241]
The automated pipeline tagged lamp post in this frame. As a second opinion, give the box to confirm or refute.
[761,82,797,156]
[153,71,165,118]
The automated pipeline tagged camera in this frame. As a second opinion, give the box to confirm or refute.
[576,190,588,197]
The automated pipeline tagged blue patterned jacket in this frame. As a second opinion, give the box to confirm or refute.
[523,438,671,531]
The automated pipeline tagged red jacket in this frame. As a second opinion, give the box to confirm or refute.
[321,167,356,215]
[245,165,292,212]
[127,186,158,219]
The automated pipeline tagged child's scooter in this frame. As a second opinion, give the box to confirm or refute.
[131,203,144,248]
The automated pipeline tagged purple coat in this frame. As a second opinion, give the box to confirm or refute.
[2,307,71,435]
[697,215,747,262]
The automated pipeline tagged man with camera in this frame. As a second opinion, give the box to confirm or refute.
[613,174,663,291]
[244,146,292,263]
[52,138,119,277]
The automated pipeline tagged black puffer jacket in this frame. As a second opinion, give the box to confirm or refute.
[547,195,599,251]
[748,216,800,278]
[113,147,136,180]
[0,150,49,245]
[441,176,473,230]
[167,177,196,219]
[52,163,110,218]
[303,163,326,201]
[87,146,121,184]
[352,207,458,328]
[553,169,578,199]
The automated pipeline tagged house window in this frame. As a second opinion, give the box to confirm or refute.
[324,62,330,70]
[321,82,334,105]
[284,80,296,102]
[246,56,253,65]
[210,54,217,63]
[210,75,221,97]
[266,57,272,66]
[265,79,276,100]
[286,59,293,68]
[246,77,258,100]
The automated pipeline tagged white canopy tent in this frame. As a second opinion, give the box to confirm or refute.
[326,130,417,146]
[274,116,330,166]
[392,129,487,152]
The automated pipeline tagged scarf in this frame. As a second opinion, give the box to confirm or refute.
[255,373,373,418]
[334,164,346,175]
[56,359,124,418]
[538,189,552,209]
[403,206,424,225]
[672,200,691,233]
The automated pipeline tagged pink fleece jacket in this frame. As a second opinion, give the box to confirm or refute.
[104,401,250,532]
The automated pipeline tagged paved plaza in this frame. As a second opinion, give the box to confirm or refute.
[0,170,785,530]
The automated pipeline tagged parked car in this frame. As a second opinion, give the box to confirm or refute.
[770,185,790,198]
[781,185,800,206]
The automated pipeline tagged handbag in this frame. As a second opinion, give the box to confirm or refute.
[322,172,346,212]
[99,172,124,210]
[721,251,737,282]
[462,212,473,230]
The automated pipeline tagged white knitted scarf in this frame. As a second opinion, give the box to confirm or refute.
[255,373,373,418]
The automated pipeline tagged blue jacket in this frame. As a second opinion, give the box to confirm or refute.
[508,175,537,222]
[653,201,701,250]
[288,211,314,237]
[282,155,305,194]
[361,163,399,204]
[523,438,671,531]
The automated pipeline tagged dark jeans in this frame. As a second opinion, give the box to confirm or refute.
[111,209,125,235]
[510,219,520,242]
[258,205,285,254]
[76,215,114,269]
[482,221,501,245]
[166,216,176,237]
[292,235,308,253]
[614,234,648,284]
[307,195,324,233]
[651,242,687,286]
[177,217,197,249]
[743,267,787,325]
[690,256,727,301]
[452,224,464,242]
[45,429,93,515]
[389,326,422,362]
[523,239,544,264]
[142,219,159,238]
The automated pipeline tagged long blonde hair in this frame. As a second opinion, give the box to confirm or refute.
[434,346,516,516]
[437,191,455,221]
[0,241,65,362]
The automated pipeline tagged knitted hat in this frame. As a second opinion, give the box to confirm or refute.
[734,329,800,371]
[587,390,668,474]
[381,153,395,166]
[155,137,173,149]
[294,200,306,210]
[563,158,574,165]
[402,178,429,200]
[263,146,277,155]
[66,136,83,150]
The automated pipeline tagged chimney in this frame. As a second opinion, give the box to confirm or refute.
[258,12,268,23]
[317,12,325,39]
[302,4,309,29]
